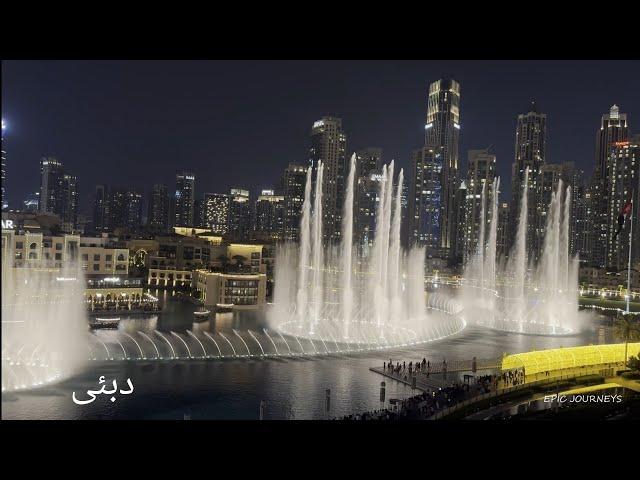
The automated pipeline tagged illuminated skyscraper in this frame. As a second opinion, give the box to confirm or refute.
[309,116,347,243]
[463,149,496,263]
[229,188,252,241]
[355,148,382,178]
[509,101,547,262]
[148,183,169,232]
[203,193,230,234]
[408,146,443,257]
[39,157,65,214]
[281,164,306,241]
[497,202,510,258]
[605,136,639,271]
[591,105,630,268]
[424,78,461,259]
[175,172,195,227]
[255,189,285,241]
[93,184,110,232]
[109,188,142,231]
[1,119,6,210]
[60,174,79,232]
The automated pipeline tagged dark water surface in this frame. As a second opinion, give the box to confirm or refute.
[3,290,602,420]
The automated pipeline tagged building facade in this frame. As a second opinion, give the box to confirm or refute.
[229,188,252,242]
[605,136,640,271]
[175,172,195,227]
[408,146,443,257]
[509,101,547,263]
[195,270,266,310]
[309,116,347,243]
[148,183,169,232]
[281,165,306,241]
[463,149,496,263]
[203,193,230,234]
[424,78,461,260]
[254,190,285,241]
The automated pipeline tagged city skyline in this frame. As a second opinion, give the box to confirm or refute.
[2,60,639,214]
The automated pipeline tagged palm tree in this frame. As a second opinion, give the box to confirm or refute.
[232,255,247,269]
[613,314,640,368]
[217,254,230,272]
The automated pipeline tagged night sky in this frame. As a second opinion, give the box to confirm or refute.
[2,60,639,216]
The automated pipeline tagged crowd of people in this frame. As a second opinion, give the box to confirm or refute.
[339,361,529,421]
[501,368,525,387]
[383,357,440,380]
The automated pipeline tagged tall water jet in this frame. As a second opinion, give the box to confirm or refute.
[510,167,529,315]
[296,166,313,324]
[310,161,324,334]
[484,177,500,299]
[341,154,356,339]
[478,181,487,292]
[389,168,404,302]
[271,159,465,349]
[2,261,87,392]
[465,167,585,336]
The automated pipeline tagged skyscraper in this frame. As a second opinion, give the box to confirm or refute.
[463,149,496,264]
[355,148,382,178]
[175,172,195,227]
[109,188,143,231]
[229,188,252,241]
[203,193,230,234]
[281,165,306,241]
[1,119,7,210]
[509,101,547,262]
[38,157,65,214]
[93,184,110,233]
[309,117,347,243]
[590,105,630,268]
[595,105,628,179]
[355,171,383,253]
[60,174,79,232]
[148,183,169,232]
[255,189,285,241]
[605,135,639,271]
[23,192,40,213]
[497,202,510,258]
[408,146,443,257]
[452,180,467,264]
[424,78,461,260]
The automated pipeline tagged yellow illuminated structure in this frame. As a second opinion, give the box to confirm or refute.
[501,343,640,375]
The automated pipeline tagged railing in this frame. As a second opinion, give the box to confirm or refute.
[428,363,623,420]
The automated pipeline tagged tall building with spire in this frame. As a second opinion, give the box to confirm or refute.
[309,116,347,243]
[509,100,547,262]
[422,78,461,260]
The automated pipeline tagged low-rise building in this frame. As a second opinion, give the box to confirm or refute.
[194,270,266,310]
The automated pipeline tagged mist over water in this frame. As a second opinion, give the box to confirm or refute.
[2,262,87,392]
[271,155,465,347]
[461,169,588,335]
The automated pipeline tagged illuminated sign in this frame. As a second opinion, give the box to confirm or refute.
[1,220,14,229]
[313,120,325,129]
[454,123,460,130]
[424,123,433,130]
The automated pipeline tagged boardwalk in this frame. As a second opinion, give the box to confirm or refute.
[370,367,461,392]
